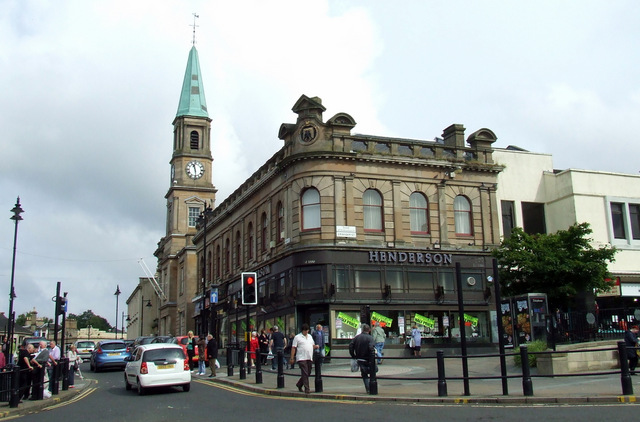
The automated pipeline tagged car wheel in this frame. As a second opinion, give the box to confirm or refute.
[137,379,145,396]
[124,373,131,390]
[183,383,190,392]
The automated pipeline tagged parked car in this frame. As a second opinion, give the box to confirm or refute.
[22,336,47,348]
[124,343,191,395]
[150,336,178,345]
[90,340,131,372]
[74,340,95,359]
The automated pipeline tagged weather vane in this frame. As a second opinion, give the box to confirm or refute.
[191,12,199,46]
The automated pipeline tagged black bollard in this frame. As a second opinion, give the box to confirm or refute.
[255,350,262,384]
[277,349,285,388]
[314,351,323,393]
[437,350,447,397]
[227,347,234,377]
[520,345,533,396]
[239,349,246,380]
[618,341,634,395]
[34,366,44,400]
[51,362,59,395]
[61,357,69,391]
[9,364,20,408]
[368,348,378,395]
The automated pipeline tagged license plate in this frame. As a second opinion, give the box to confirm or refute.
[156,364,175,370]
[108,353,120,356]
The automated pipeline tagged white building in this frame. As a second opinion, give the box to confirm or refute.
[493,146,640,314]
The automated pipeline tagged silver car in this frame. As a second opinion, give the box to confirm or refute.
[74,340,95,359]
[124,344,191,395]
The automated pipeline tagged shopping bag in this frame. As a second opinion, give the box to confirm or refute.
[350,359,359,372]
[215,359,221,369]
[266,350,274,360]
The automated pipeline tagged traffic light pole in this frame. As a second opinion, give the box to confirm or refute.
[54,281,61,345]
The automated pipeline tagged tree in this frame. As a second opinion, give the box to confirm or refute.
[16,312,31,327]
[68,310,112,331]
[493,223,617,309]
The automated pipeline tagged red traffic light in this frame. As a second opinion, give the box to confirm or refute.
[246,276,254,285]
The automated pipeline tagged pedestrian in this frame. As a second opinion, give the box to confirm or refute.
[33,341,51,397]
[411,325,422,357]
[269,325,287,370]
[197,336,206,375]
[18,343,36,401]
[259,329,270,365]
[206,335,218,377]
[285,331,296,369]
[624,325,639,375]
[246,331,259,368]
[186,331,196,371]
[372,322,386,364]
[290,323,318,394]
[312,324,325,367]
[47,340,60,391]
[349,323,376,393]
[66,344,82,387]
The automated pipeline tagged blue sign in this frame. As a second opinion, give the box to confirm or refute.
[210,289,218,304]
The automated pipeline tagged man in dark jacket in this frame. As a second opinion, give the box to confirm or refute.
[349,324,376,393]
[206,335,218,377]
[624,325,639,374]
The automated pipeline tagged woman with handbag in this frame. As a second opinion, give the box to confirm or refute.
[67,344,82,387]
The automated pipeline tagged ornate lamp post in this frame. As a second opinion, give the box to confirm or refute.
[114,285,121,339]
[196,205,214,337]
[140,296,152,336]
[122,312,130,339]
[6,197,24,364]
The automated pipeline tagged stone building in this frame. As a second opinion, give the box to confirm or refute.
[155,46,506,355]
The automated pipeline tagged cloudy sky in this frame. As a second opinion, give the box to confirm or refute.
[1,1,639,330]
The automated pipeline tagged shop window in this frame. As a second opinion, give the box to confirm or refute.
[334,310,361,342]
[385,269,404,292]
[410,192,429,234]
[407,271,435,292]
[354,269,381,292]
[334,266,350,292]
[298,268,322,293]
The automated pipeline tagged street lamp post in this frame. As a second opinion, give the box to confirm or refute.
[140,296,152,336]
[196,205,213,337]
[6,197,24,364]
[121,312,129,339]
[114,285,121,339]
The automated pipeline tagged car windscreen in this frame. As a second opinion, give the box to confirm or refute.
[77,342,94,348]
[100,343,126,351]
[143,348,185,362]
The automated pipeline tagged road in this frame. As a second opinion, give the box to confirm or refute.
[10,363,640,422]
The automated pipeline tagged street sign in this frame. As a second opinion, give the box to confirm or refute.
[210,288,218,304]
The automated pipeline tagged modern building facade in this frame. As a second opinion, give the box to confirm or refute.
[493,147,640,318]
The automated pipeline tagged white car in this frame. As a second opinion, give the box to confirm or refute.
[124,343,191,395]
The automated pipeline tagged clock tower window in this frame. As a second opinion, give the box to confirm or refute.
[190,131,200,150]
[188,206,200,227]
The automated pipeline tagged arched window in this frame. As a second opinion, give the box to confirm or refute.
[215,245,221,278]
[190,131,199,149]
[235,231,241,268]
[301,188,320,230]
[454,196,473,235]
[261,212,268,252]
[248,222,254,260]
[277,202,284,242]
[225,238,230,274]
[363,189,383,232]
[207,250,212,283]
[410,192,429,234]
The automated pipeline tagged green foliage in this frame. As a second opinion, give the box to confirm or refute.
[513,340,548,368]
[67,310,112,331]
[493,223,617,309]
[15,312,31,326]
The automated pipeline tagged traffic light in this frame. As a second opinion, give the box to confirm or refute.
[56,296,67,315]
[241,272,257,305]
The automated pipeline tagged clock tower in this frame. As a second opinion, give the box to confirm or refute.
[155,45,217,337]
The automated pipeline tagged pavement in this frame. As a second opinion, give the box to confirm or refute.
[2,357,639,418]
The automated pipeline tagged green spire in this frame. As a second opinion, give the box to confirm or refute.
[176,46,208,118]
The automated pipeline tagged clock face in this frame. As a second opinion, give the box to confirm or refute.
[186,161,204,179]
